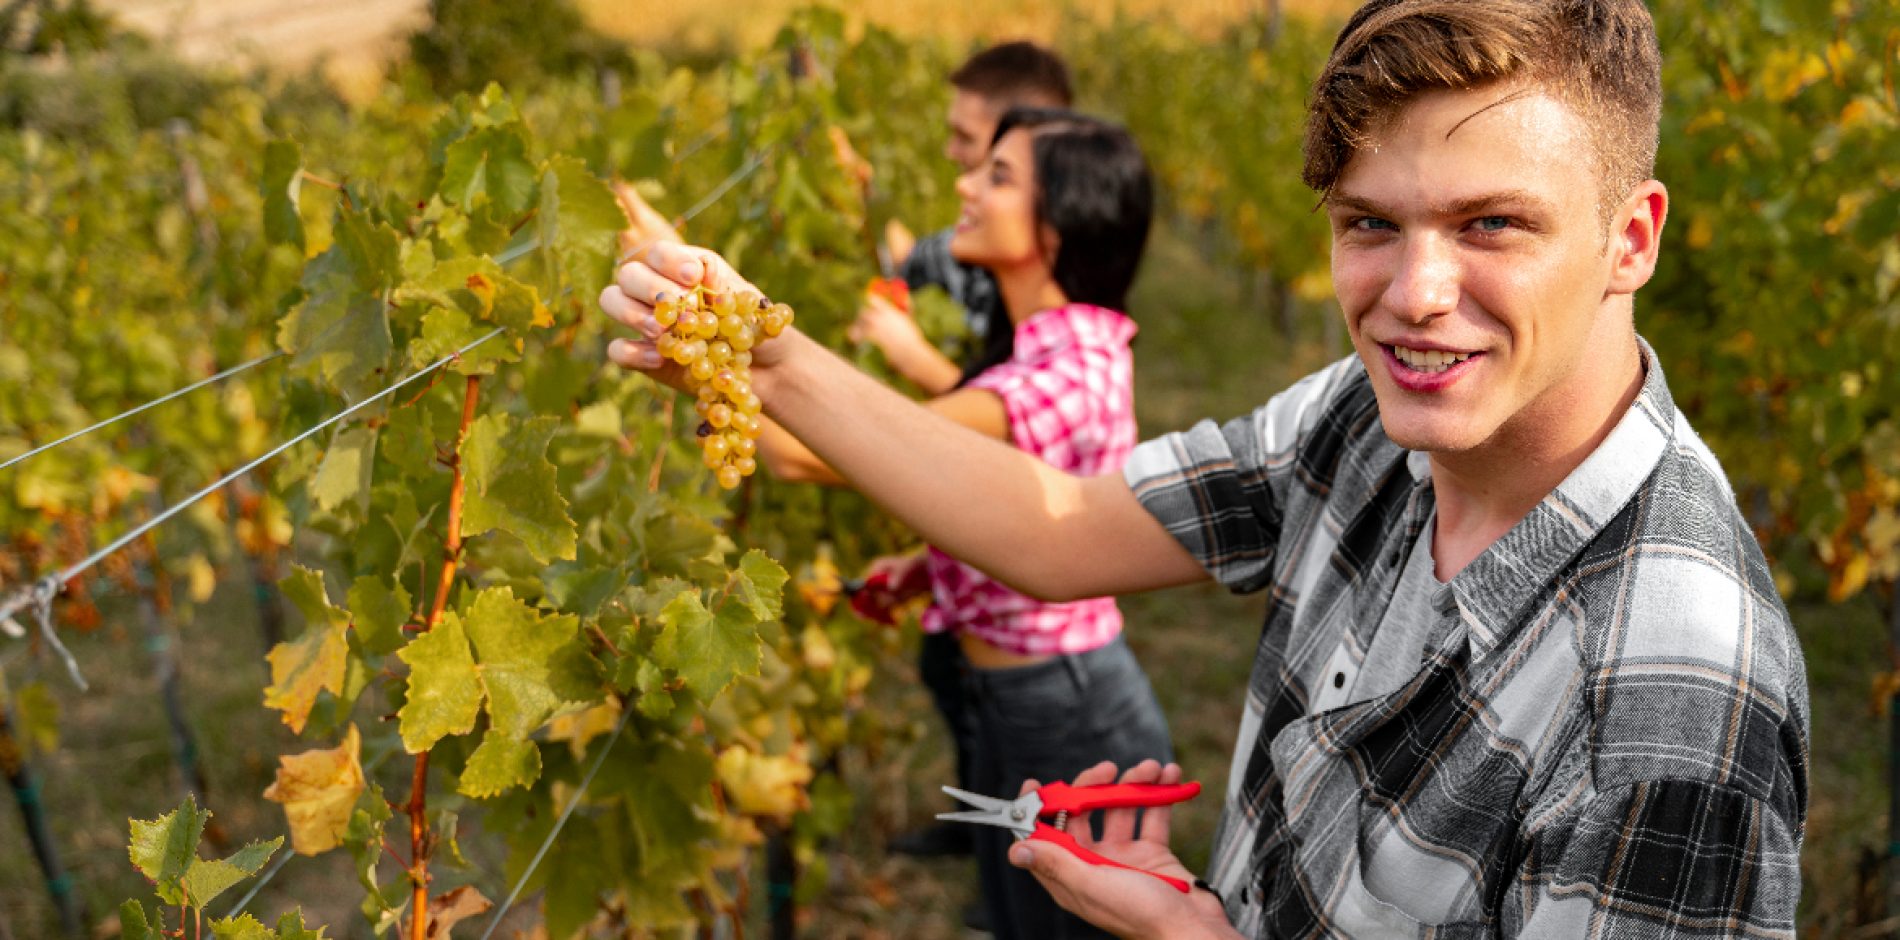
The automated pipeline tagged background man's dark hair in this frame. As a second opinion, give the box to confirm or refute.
[950,41,1073,108]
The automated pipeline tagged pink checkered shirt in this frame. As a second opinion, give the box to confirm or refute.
[920,303,1137,656]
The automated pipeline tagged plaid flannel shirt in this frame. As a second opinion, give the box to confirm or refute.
[922,304,1137,655]
[1124,342,1808,938]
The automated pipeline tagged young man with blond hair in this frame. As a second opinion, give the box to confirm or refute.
[599,0,1808,935]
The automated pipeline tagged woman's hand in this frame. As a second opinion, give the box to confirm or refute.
[1010,761,1242,940]
[849,294,962,395]
[597,241,800,389]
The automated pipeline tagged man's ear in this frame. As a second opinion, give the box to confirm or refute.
[1608,179,1668,296]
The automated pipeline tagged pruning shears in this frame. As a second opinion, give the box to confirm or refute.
[938,780,1203,892]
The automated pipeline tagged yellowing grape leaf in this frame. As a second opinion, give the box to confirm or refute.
[264,567,351,734]
[462,587,594,738]
[410,304,519,376]
[396,613,483,753]
[263,724,367,856]
[545,700,621,755]
[208,914,273,940]
[461,414,577,565]
[459,729,541,798]
[715,745,813,822]
[405,256,547,334]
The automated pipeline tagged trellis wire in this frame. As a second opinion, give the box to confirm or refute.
[477,704,635,940]
[0,327,505,686]
[0,352,285,473]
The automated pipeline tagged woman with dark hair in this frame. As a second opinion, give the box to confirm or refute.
[676,108,1173,938]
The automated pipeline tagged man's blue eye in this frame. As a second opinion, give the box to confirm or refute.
[1474,216,1510,232]
[1354,218,1395,232]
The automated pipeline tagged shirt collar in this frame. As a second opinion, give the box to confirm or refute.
[1009,304,1137,361]
[1443,336,1679,662]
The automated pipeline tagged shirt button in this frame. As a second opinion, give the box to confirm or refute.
[1333,672,1345,689]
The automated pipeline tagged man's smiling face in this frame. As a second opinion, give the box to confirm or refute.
[1327,83,1647,457]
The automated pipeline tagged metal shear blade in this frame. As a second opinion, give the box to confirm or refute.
[937,785,1038,837]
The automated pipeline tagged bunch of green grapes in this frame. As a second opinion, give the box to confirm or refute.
[654,286,794,489]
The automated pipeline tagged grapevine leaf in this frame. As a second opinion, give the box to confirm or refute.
[15,679,58,753]
[539,820,619,939]
[631,659,674,719]
[129,796,208,905]
[182,837,282,911]
[208,914,275,940]
[261,139,305,251]
[120,901,160,940]
[275,911,326,940]
[572,401,621,438]
[277,289,389,396]
[396,613,483,753]
[462,414,577,564]
[537,154,626,286]
[652,590,760,701]
[730,550,788,622]
[264,568,351,734]
[262,725,367,856]
[347,575,411,658]
[275,213,399,394]
[426,886,494,939]
[458,730,541,797]
[343,783,396,910]
[544,701,620,754]
[441,126,537,218]
[410,305,517,376]
[622,739,719,883]
[462,587,594,738]
[407,256,547,333]
[312,425,378,513]
[715,745,813,821]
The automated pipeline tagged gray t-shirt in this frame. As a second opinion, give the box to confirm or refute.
[901,227,998,344]
[1307,506,1443,715]
[1352,512,1443,702]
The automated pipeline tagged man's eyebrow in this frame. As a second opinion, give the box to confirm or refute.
[1325,189,1554,218]
[1439,189,1555,217]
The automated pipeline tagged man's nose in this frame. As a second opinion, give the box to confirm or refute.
[1383,234,1460,323]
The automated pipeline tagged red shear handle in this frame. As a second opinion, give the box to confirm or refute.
[1037,781,1202,815]
[1031,822,1192,893]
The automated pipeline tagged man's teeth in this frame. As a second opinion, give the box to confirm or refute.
[1390,345,1473,373]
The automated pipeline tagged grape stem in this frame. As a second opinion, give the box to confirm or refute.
[409,373,481,940]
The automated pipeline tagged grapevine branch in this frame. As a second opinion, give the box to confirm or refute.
[409,373,480,940]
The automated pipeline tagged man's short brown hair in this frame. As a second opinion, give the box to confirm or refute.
[1303,0,1662,210]
[950,41,1073,109]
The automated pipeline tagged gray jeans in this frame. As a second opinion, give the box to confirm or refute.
[962,636,1175,940]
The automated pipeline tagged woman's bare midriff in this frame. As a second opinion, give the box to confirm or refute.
[958,631,1055,670]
